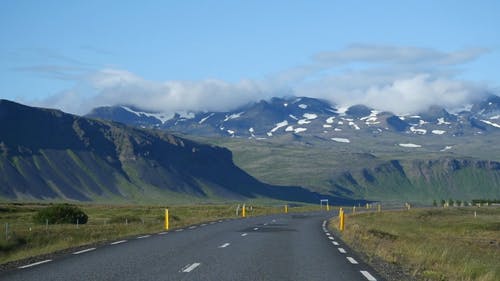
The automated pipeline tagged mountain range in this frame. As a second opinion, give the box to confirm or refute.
[0,99,353,204]
[86,95,500,141]
[85,95,500,203]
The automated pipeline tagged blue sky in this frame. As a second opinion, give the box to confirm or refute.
[1,0,499,114]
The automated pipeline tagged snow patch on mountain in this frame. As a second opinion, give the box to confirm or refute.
[410,127,427,135]
[326,117,335,124]
[432,130,446,135]
[480,120,500,128]
[349,121,360,130]
[298,104,308,109]
[331,137,350,143]
[199,113,215,124]
[122,106,174,124]
[270,120,289,133]
[399,143,422,148]
[437,117,451,125]
[298,119,311,125]
[303,113,318,120]
[294,127,307,133]
[224,112,245,122]
[441,146,453,151]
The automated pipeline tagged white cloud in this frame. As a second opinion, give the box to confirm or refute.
[34,44,493,115]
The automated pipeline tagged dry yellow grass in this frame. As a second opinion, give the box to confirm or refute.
[0,203,318,265]
[330,207,500,281]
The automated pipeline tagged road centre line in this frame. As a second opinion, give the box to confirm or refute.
[360,270,377,281]
[72,248,96,255]
[18,259,52,269]
[218,243,230,248]
[182,263,201,273]
[241,233,248,237]
[110,240,127,245]
[338,248,347,253]
[347,257,359,264]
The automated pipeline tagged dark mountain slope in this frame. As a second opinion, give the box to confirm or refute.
[0,100,352,204]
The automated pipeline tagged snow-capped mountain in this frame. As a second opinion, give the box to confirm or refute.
[86,95,500,139]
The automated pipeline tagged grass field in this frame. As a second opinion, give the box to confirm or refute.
[0,202,316,265]
[330,207,500,281]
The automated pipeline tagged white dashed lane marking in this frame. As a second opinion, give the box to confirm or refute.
[73,248,96,255]
[137,235,150,239]
[218,243,230,248]
[347,257,359,264]
[360,270,377,281]
[110,240,127,245]
[176,229,184,232]
[338,248,347,253]
[241,233,248,237]
[328,236,334,240]
[158,232,168,235]
[188,226,197,229]
[332,241,339,246]
[18,259,52,269]
[182,263,201,273]
[253,227,259,231]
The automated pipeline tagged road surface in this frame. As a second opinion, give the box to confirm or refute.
[1,211,384,281]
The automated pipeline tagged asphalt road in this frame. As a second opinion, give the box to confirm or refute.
[1,211,385,281]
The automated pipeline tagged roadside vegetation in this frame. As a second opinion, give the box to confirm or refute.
[331,207,500,281]
[0,202,315,265]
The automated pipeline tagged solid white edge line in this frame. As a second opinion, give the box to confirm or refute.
[347,257,359,264]
[158,232,168,235]
[182,262,201,273]
[110,240,127,245]
[72,248,96,255]
[18,259,52,269]
[338,247,347,253]
[360,270,377,281]
[137,235,150,239]
[218,243,230,248]
[241,233,248,236]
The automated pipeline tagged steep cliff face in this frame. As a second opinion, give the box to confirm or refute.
[331,158,500,202]
[0,100,345,204]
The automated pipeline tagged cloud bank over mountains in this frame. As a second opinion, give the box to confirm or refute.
[33,45,493,115]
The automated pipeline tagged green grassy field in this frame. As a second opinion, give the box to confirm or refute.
[330,207,500,281]
[0,202,317,265]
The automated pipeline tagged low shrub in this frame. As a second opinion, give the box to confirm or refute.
[33,204,88,224]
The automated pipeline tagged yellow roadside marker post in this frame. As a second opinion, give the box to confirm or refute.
[352,206,356,214]
[285,204,288,213]
[339,208,345,231]
[242,204,246,218]
[326,202,330,211]
[164,208,169,230]
[378,204,381,213]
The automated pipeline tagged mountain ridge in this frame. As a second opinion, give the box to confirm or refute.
[0,99,354,204]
